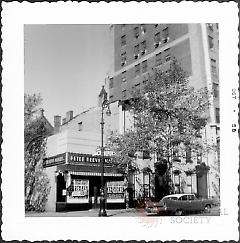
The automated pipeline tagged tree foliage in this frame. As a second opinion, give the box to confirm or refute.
[107,58,212,195]
[24,93,50,212]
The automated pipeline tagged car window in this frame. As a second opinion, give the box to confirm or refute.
[188,195,195,200]
[179,195,188,200]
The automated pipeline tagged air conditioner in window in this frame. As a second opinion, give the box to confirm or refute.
[162,37,170,43]
[134,54,139,59]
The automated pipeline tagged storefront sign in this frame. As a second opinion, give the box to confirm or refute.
[43,153,66,167]
[107,181,125,203]
[68,153,111,164]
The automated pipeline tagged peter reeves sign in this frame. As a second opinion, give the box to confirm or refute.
[43,152,112,168]
[68,152,111,164]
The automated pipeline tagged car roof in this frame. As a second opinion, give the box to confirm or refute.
[162,193,195,199]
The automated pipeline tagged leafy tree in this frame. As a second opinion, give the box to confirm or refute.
[24,93,51,212]
[108,58,212,197]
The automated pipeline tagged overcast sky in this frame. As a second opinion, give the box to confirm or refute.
[24,24,111,125]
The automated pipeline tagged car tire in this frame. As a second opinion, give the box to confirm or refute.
[175,209,183,216]
[204,204,211,213]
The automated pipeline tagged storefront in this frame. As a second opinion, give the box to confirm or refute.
[44,152,125,212]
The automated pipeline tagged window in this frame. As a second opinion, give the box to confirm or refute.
[162,27,169,43]
[121,52,127,66]
[135,64,141,77]
[215,108,220,123]
[188,195,195,200]
[121,35,126,46]
[165,54,171,62]
[211,58,217,77]
[141,41,147,55]
[78,122,83,131]
[164,48,171,62]
[134,26,140,39]
[154,32,161,48]
[208,35,214,49]
[197,153,202,164]
[140,24,146,34]
[142,60,148,73]
[207,23,214,31]
[155,52,162,66]
[179,195,188,201]
[122,90,126,98]
[134,44,140,59]
[213,83,219,98]
[109,77,114,89]
[186,147,192,163]
[122,71,127,82]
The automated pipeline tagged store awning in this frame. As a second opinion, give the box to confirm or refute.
[68,171,123,177]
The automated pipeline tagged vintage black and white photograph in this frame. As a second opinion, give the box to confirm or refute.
[2,2,239,241]
[24,23,221,217]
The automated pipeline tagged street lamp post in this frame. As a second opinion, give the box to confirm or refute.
[99,95,111,217]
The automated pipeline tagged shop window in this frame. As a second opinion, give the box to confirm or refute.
[208,35,214,49]
[140,24,146,34]
[141,40,147,55]
[154,32,161,48]
[134,26,140,39]
[109,77,114,89]
[162,27,169,43]
[213,83,219,98]
[134,44,140,59]
[135,64,141,77]
[155,52,162,66]
[121,52,127,66]
[122,71,127,82]
[142,60,148,73]
[121,35,126,46]
[78,122,83,131]
[215,108,220,123]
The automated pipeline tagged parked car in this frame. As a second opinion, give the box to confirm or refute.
[145,193,213,216]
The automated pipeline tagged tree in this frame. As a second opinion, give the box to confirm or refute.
[24,93,51,212]
[108,58,212,197]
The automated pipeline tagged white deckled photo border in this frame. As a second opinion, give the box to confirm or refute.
[1,1,239,241]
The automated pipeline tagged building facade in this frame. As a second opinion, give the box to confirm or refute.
[44,106,126,212]
[107,24,220,200]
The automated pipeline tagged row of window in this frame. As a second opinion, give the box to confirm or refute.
[120,28,170,66]
[111,50,172,89]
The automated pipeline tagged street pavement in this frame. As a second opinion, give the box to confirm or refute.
[26,205,220,217]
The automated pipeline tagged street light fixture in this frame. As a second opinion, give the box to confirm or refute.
[99,89,111,217]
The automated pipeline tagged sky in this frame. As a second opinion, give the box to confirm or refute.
[24,24,112,125]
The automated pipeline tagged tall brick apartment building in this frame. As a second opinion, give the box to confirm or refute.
[107,24,220,200]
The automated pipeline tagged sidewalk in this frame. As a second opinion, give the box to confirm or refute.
[25,208,141,217]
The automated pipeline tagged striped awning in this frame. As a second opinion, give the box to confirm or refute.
[68,171,123,177]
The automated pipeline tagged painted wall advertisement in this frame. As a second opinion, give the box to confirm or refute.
[107,181,125,203]
[67,179,89,203]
